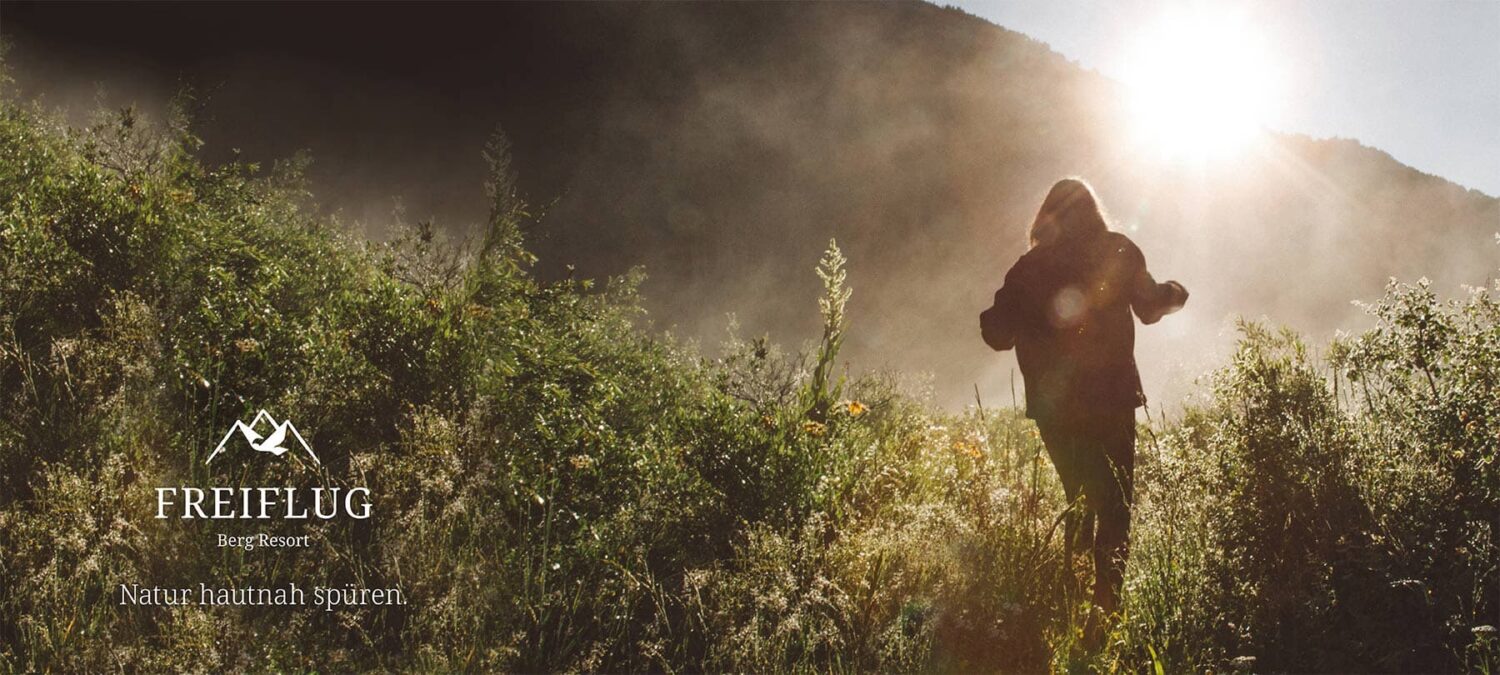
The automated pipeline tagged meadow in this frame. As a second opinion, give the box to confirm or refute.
[0,86,1495,673]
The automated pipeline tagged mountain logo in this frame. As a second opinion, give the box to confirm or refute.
[205,410,319,465]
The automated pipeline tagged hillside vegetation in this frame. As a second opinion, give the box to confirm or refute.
[0,91,1496,672]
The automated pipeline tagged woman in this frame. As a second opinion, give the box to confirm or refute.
[979,178,1187,626]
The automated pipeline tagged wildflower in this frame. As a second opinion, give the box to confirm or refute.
[842,400,868,417]
[569,454,595,471]
[953,439,982,460]
[803,421,827,437]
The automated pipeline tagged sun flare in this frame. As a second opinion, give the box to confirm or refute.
[1119,7,1282,161]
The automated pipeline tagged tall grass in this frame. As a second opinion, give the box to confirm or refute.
[0,87,1494,672]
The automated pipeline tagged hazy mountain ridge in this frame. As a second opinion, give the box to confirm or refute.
[5,1,1495,407]
[528,2,1498,406]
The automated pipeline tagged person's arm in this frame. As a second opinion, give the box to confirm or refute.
[980,263,1027,351]
[1122,237,1188,325]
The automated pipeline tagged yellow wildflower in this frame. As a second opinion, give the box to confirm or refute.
[953,439,983,460]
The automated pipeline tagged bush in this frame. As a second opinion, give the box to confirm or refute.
[0,85,1493,672]
[1111,307,1498,672]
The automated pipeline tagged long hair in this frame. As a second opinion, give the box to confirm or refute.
[1028,178,1109,249]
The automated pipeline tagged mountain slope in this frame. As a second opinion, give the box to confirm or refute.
[527,2,1499,406]
[6,1,1495,407]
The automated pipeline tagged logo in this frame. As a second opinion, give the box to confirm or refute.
[205,410,319,465]
[157,408,371,520]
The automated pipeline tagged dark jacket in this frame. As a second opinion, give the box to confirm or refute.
[980,231,1186,420]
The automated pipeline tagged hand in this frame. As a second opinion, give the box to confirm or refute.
[980,304,1016,351]
[1163,281,1188,310]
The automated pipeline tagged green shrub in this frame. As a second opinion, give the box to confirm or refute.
[0,83,1493,673]
[1111,309,1498,672]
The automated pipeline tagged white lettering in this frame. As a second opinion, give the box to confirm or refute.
[155,487,175,519]
[158,486,371,519]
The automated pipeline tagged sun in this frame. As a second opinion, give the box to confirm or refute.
[1119,7,1282,162]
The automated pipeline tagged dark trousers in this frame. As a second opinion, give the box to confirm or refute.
[1035,409,1136,614]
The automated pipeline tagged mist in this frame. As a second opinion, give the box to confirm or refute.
[6,1,1496,409]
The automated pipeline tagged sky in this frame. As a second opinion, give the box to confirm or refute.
[948,0,1500,196]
